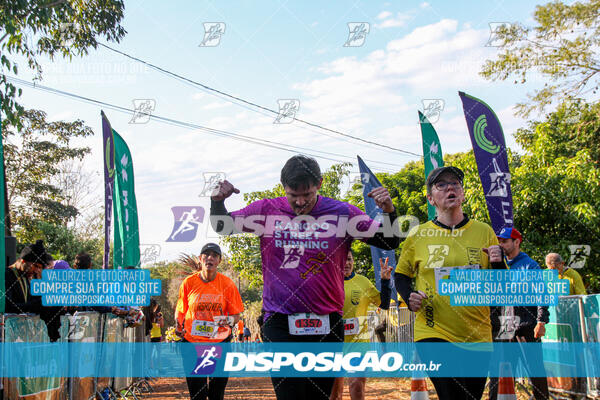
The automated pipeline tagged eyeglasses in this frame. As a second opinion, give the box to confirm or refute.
[433,181,462,191]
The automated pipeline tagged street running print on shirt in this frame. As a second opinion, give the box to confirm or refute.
[274,220,331,253]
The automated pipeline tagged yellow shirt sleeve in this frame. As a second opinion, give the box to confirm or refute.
[395,234,416,277]
[568,269,586,295]
[367,281,381,307]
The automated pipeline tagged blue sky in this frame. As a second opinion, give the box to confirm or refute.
[11,0,548,263]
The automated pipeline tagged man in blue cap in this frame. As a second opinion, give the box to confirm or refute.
[489,227,549,400]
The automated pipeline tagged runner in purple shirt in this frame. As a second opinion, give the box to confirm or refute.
[210,155,400,400]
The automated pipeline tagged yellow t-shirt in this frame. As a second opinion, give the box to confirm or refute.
[395,219,498,343]
[343,273,381,342]
[150,322,162,339]
[561,268,586,295]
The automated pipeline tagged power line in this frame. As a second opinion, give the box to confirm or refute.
[98,43,422,157]
[8,76,403,172]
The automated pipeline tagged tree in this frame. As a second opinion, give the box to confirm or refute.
[480,0,600,117]
[0,0,126,125]
[514,100,600,165]
[2,109,94,242]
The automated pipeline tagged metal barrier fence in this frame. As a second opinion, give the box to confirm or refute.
[1,311,151,400]
[366,305,415,343]
[542,294,600,399]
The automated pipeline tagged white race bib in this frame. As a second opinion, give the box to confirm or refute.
[434,265,480,293]
[343,318,360,335]
[191,320,217,337]
[288,313,330,335]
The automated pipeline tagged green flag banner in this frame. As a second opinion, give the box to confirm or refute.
[1,114,6,312]
[113,130,140,268]
[419,111,444,220]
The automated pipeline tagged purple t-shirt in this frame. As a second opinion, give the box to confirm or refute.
[230,196,379,317]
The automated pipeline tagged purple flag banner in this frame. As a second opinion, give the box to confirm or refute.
[101,111,115,269]
[357,156,397,300]
[458,92,513,233]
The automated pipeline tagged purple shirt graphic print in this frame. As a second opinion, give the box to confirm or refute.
[230,196,380,316]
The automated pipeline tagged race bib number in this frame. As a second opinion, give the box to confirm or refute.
[288,313,330,335]
[434,265,480,293]
[191,320,217,337]
[343,318,360,335]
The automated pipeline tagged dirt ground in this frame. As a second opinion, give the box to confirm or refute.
[141,377,431,399]
[140,377,535,399]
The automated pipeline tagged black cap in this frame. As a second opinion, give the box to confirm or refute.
[19,240,50,264]
[201,243,222,256]
[426,166,464,190]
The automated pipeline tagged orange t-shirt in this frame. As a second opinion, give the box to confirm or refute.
[237,320,244,335]
[176,272,244,343]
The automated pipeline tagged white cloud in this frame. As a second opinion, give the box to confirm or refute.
[377,11,392,20]
[375,12,411,29]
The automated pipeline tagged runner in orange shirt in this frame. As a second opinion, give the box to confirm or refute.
[175,243,244,399]
[237,320,245,342]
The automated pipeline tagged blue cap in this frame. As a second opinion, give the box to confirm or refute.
[497,227,522,241]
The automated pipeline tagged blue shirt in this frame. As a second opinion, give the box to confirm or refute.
[506,251,540,270]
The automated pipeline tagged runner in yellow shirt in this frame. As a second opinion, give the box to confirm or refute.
[394,166,505,400]
[545,253,586,295]
[330,252,392,400]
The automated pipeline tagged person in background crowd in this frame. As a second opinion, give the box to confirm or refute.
[5,240,46,314]
[243,325,251,342]
[175,243,244,400]
[150,299,164,342]
[52,260,72,270]
[330,253,391,400]
[489,227,549,400]
[545,253,586,295]
[237,319,245,342]
[73,252,92,269]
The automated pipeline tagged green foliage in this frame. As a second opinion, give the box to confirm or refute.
[2,109,94,241]
[480,0,600,116]
[0,0,126,125]
[514,100,600,165]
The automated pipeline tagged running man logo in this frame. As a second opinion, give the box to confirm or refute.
[422,99,445,123]
[166,206,206,242]
[301,251,330,279]
[344,22,370,47]
[274,99,300,124]
[68,315,90,340]
[473,114,500,154]
[199,22,226,47]
[199,172,226,197]
[192,345,222,375]
[567,245,591,269]
[281,245,305,269]
[345,172,371,198]
[426,245,449,268]
[130,99,156,124]
[429,141,440,169]
[140,244,161,264]
[487,158,511,197]
[59,22,81,47]
[486,22,512,47]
